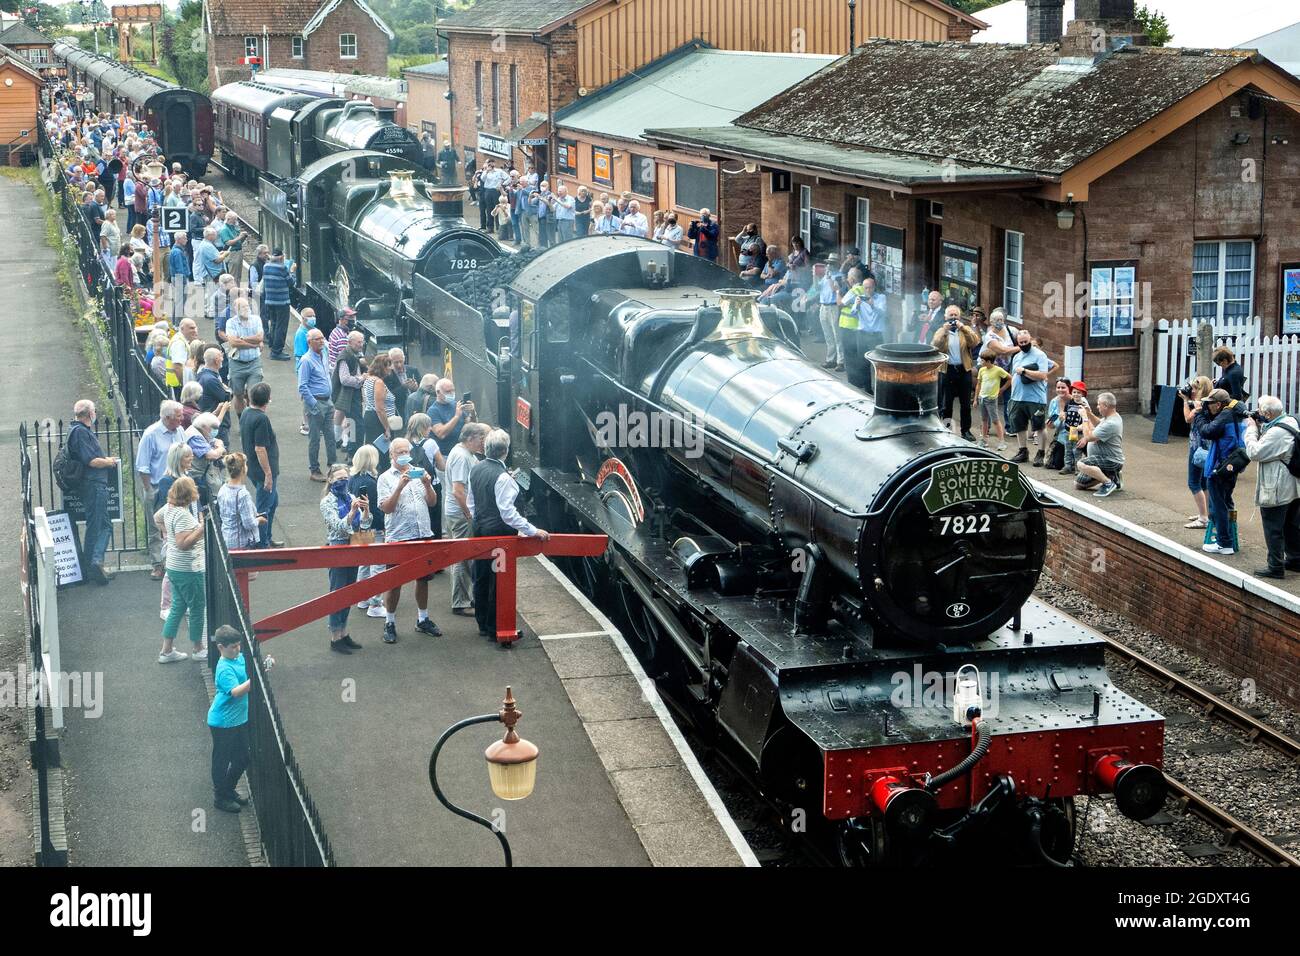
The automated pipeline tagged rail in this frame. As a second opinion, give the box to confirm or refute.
[1163,776,1300,867]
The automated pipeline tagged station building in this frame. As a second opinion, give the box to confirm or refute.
[437,0,988,175]
[0,21,57,77]
[402,59,450,147]
[644,2,1300,405]
[203,0,394,89]
[0,42,41,165]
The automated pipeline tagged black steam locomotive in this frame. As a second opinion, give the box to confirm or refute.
[429,238,1165,864]
[211,79,422,186]
[256,151,501,347]
[54,41,213,175]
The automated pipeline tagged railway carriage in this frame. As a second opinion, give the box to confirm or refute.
[53,42,212,175]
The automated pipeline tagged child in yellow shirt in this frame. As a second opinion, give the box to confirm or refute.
[976,350,1010,450]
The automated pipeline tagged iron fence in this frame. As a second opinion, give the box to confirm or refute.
[23,419,152,564]
[19,423,66,865]
[204,514,336,867]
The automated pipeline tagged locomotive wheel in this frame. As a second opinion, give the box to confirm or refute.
[835,818,886,867]
[615,577,663,669]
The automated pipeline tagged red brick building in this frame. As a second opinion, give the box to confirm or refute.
[438,0,987,174]
[646,5,1300,405]
[203,0,393,90]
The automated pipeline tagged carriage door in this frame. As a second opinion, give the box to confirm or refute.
[508,294,542,470]
[165,101,194,155]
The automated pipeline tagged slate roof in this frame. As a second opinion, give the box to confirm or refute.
[0,22,52,46]
[438,0,596,34]
[402,59,449,79]
[727,39,1259,176]
[555,46,837,145]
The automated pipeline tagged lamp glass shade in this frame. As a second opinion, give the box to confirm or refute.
[485,738,539,800]
[1056,207,1075,230]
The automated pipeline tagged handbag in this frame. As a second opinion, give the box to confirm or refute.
[1192,446,1209,469]
[349,529,375,546]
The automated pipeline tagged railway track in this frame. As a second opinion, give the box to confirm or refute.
[1099,631,1300,867]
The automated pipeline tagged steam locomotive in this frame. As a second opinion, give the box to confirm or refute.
[53,41,213,175]
[211,79,422,186]
[427,238,1166,865]
[256,152,501,348]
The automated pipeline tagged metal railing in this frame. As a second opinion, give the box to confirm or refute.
[19,423,66,865]
[204,514,336,867]
[22,419,152,564]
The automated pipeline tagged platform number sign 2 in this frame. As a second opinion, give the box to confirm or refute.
[160,207,187,234]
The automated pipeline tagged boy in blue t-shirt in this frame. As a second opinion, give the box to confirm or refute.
[207,625,273,813]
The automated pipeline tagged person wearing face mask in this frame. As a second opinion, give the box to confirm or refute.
[332,330,367,453]
[320,463,372,655]
[982,307,1020,424]
[293,308,317,436]
[1007,329,1058,466]
[377,437,442,643]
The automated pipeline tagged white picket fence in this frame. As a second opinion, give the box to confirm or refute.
[1155,318,1300,411]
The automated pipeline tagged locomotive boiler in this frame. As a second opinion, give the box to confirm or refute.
[430,237,1166,864]
[257,151,501,347]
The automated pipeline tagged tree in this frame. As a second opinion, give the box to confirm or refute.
[1135,5,1172,47]
[396,24,439,55]
[161,0,209,93]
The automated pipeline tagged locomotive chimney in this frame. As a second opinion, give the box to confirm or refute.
[857,343,948,440]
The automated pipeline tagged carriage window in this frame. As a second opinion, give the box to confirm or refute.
[519,298,535,368]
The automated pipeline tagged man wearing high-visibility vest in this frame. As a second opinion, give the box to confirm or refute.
[838,267,867,389]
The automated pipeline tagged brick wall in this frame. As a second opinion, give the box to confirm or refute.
[1043,505,1300,706]
[447,31,549,168]
[719,170,761,270]
[305,3,388,77]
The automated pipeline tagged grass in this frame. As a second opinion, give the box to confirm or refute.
[128,60,179,84]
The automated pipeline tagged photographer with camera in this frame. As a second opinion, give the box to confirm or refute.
[1073,392,1125,498]
[930,305,980,440]
[1180,375,1215,530]
[687,208,720,261]
[1243,395,1300,579]
[1200,388,1250,556]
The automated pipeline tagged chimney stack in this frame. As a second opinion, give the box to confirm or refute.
[1026,0,1065,45]
[1061,0,1149,59]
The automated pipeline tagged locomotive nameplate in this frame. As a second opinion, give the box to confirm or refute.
[921,459,1028,513]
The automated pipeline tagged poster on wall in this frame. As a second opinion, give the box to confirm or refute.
[1114,304,1134,336]
[1114,266,1135,301]
[1091,266,1113,303]
[810,209,840,259]
[592,146,613,186]
[869,224,905,296]
[1090,304,1113,338]
[1283,264,1300,336]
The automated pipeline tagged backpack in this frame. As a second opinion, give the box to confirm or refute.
[53,424,89,493]
[1272,421,1300,479]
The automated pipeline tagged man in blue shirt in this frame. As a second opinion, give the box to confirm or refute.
[297,328,336,481]
[207,626,273,813]
[67,400,119,585]
[687,209,720,261]
[167,231,190,322]
[853,275,889,393]
[552,183,577,242]
[134,400,185,577]
[1007,328,1058,466]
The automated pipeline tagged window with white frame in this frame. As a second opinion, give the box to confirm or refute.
[339,34,357,59]
[855,197,870,257]
[292,36,303,59]
[27,48,50,65]
[798,185,811,250]
[1004,230,1024,322]
[244,36,260,58]
[1192,240,1255,326]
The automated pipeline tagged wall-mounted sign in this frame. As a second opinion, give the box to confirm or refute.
[809,208,839,259]
[592,146,613,186]
[519,137,548,147]
[1283,263,1300,336]
[477,132,510,159]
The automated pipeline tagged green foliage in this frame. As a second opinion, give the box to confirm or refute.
[368,0,448,53]
[395,24,439,55]
[947,0,1003,13]
[161,0,209,94]
[1135,5,1172,46]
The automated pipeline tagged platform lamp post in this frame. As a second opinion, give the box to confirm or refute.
[428,686,539,867]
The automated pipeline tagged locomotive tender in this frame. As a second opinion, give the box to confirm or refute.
[211,78,422,186]
[53,41,212,175]
[426,238,1166,864]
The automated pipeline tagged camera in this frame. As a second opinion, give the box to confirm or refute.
[1249,409,1267,425]
[1177,382,1195,399]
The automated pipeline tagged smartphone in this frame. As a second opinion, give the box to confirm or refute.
[407,467,426,479]
[462,391,472,403]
